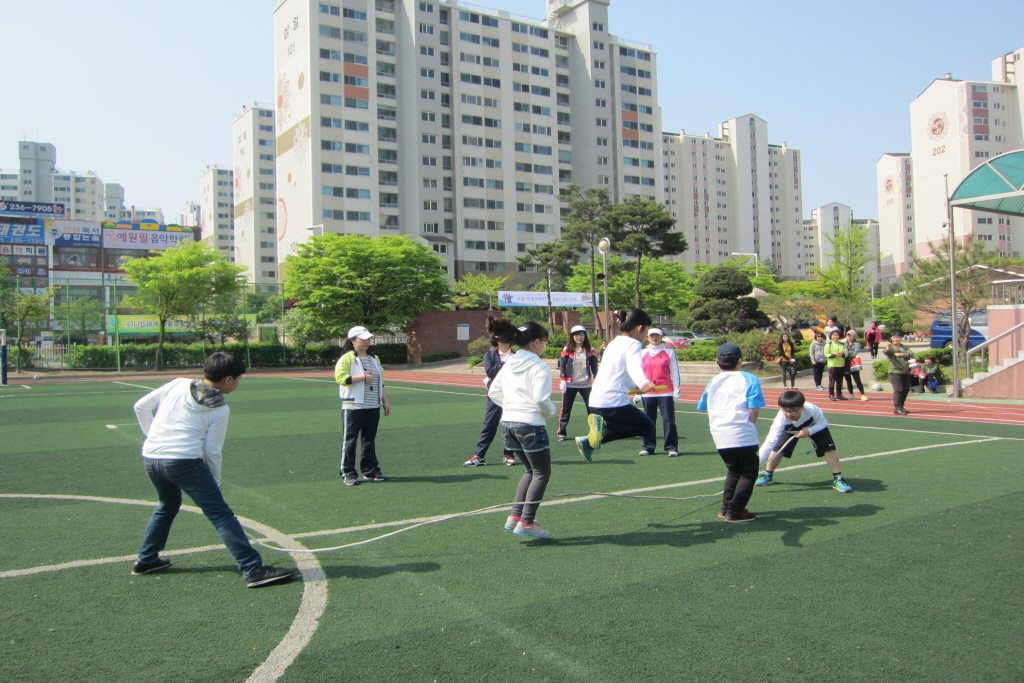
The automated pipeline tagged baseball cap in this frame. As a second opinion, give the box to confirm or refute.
[347,326,373,340]
[716,343,743,363]
[647,328,664,337]
[570,325,587,334]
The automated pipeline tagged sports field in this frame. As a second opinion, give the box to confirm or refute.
[2,372,1022,683]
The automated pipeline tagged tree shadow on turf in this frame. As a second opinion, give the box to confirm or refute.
[763,478,888,494]
[322,561,441,580]
[549,503,883,551]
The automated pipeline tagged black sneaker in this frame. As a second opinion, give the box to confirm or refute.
[245,566,295,588]
[131,558,171,575]
[343,476,360,486]
[724,509,757,522]
[363,473,388,482]
[556,434,568,442]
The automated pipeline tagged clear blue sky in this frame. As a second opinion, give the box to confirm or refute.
[2,0,1020,222]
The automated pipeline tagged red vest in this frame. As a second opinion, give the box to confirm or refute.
[641,349,675,393]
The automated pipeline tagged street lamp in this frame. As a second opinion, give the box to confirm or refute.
[598,237,611,341]
[944,173,961,397]
[731,252,760,278]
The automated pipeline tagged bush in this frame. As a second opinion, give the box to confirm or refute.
[421,350,461,363]
[372,342,408,364]
[467,336,492,357]
[715,330,772,365]
[541,344,563,359]
[915,348,952,366]
[547,332,568,350]
[872,360,889,382]
[10,346,34,369]
[467,355,483,369]
[675,345,718,362]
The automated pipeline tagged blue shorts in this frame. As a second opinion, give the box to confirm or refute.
[500,422,550,453]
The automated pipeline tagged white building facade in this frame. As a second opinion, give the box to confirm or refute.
[232,103,281,290]
[199,166,236,261]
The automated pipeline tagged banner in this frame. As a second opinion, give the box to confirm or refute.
[107,314,257,336]
[103,228,192,250]
[0,221,45,244]
[497,291,599,307]
[49,221,102,246]
[0,201,65,218]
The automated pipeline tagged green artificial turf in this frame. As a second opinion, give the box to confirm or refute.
[1,376,1021,683]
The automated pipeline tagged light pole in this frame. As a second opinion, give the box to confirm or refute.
[730,252,760,278]
[944,173,960,397]
[598,237,611,341]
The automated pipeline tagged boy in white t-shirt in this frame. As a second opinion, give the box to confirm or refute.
[696,343,766,522]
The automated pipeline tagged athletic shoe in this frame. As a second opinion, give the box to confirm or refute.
[755,472,774,487]
[894,407,909,415]
[836,395,848,401]
[245,566,295,588]
[667,451,679,458]
[513,521,551,538]
[463,456,486,467]
[503,455,518,466]
[343,476,360,486]
[575,436,595,463]
[815,386,826,390]
[638,449,652,456]
[832,476,854,493]
[860,395,869,401]
[504,515,519,530]
[724,509,757,522]
[556,434,568,442]
[363,473,387,482]
[718,505,728,518]
[829,396,836,401]
[587,413,604,449]
[131,558,171,575]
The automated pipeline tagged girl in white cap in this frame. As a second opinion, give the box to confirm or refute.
[335,326,391,486]
[555,325,599,441]
[639,328,681,456]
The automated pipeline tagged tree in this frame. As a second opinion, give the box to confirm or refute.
[605,197,686,308]
[0,289,52,371]
[121,241,248,370]
[687,266,769,335]
[282,307,333,349]
[566,255,694,319]
[52,294,106,345]
[559,185,613,336]
[452,272,509,310]
[815,222,876,330]
[517,240,577,333]
[284,234,451,337]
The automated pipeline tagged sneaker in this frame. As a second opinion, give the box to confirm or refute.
[556,434,568,442]
[463,456,486,467]
[503,455,519,466]
[587,413,604,449]
[575,436,595,463]
[860,394,869,401]
[755,472,774,487]
[832,476,854,493]
[836,395,848,401]
[363,473,387,482]
[638,449,652,456]
[245,566,295,588]
[131,558,171,575]
[724,509,757,523]
[815,386,826,390]
[513,521,551,538]
[343,476,360,486]
[504,515,519,530]
[718,505,728,518]
[667,451,679,458]
[829,396,836,401]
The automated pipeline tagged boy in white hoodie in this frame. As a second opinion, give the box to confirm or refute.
[131,352,293,588]
[487,320,556,539]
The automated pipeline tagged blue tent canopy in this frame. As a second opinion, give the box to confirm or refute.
[949,149,1024,216]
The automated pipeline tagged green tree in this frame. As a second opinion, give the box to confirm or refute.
[566,255,693,319]
[517,240,577,333]
[688,266,769,335]
[559,185,613,336]
[815,222,876,330]
[121,241,248,370]
[52,294,106,345]
[284,234,451,337]
[0,289,52,371]
[605,197,686,308]
[452,272,509,310]
[282,307,333,349]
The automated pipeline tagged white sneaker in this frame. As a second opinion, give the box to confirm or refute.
[513,521,551,538]
[504,515,518,530]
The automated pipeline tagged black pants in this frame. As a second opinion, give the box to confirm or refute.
[812,362,825,387]
[475,398,513,458]
[718,445,759,513]
[513,448,551,524]
[589,404,657,446]
[828,366,846,397]
[844,369,865,395]
[340,408,381,479]
[557,386,591,436]
[869,342,880,359]
[641,396,678,452]
[889,373,912,409]
[779,361,796,388]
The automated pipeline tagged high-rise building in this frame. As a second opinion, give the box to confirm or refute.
[178,201,201,228]
[232,103,281,291]
[876,153,914,280]
[199,165,236,261]
[804,203,880,290]
[103,183,165,224]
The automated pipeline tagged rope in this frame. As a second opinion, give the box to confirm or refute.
[248,489,724,554]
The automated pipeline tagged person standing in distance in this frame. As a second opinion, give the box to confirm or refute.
[335,326,391,485]
[465,317,519,467]
[638,328,681,457]
[555,325,599,442]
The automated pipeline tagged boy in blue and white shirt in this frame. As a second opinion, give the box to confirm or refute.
[755,390,854,493]
[697,343,766,522]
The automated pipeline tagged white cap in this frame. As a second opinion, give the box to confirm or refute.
[647,328,664,337]
[570,325,587,334]
[347,326,373,340]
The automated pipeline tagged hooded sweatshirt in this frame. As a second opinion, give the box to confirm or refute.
[487,349,555,426]
[134,378,231,484]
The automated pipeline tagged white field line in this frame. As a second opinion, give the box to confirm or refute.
[21,385,30,389]
[113,381,157,390]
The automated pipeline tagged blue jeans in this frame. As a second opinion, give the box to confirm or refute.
[138,458,264,577]
[501,422,551,524]
[641,396,678,452]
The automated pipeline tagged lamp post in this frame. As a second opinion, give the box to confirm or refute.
[598,237,611,341]
[944,174,961,397]
[730,252,760,278]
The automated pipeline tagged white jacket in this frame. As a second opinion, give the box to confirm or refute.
[589,336,648,408]
[487,349,555,426]
[758,402,829,463]
[134,378,231,484]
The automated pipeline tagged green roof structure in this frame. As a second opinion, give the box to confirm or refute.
[949,149,1024,216]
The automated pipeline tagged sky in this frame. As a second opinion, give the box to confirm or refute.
[2,0,1022,223]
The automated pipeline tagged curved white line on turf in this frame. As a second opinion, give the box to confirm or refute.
[0,494,326,683]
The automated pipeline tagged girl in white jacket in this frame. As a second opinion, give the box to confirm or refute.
[487,320,556,539]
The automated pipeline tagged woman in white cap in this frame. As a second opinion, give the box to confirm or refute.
[555,325,599,441]
[639,328,681,456]
[335,326,391,486]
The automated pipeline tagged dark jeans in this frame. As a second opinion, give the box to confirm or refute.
[779,361,796,388]
[828,366,846,397]
[475,398,514,458]
[138,458,263,576]
[501,423,551,524]
[844,369,865,395]
[869,342,880,359]
[641,396,678,452]
[556,386,591,436]
[341,408,382,478]
[589,404,657,446]
[812,362,825,387]
[718,445,759,513]
[889,373,912,409]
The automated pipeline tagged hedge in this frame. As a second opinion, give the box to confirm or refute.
[872,350,954,382]
[64,342,408,369]
[421,350,461,363]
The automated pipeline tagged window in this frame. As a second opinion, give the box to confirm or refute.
[592,21,604,31]
[342,7,366,19]
[593,41,605,50]
[597,137,608,146]
[421,89,435,100]
[343,30,368,42]
[593,59,605,69]
[419,23,434,34]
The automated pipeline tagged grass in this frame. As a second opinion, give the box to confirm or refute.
[1,375,1022,683]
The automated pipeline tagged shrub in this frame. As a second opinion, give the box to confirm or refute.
[372,342,408,364]
[467,336,492,357]
[541,344,563,359]
[467,355,483,369]
[715,330,772,365]
[10,346,35,369]
[421,350,461,363]
[872,360,889,382]
[675,345,718,362]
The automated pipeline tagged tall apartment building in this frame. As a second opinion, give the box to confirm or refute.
[662,114,806,278]
[272,0,663,278]
[805,202,880,288]
[103,182,166,224]
[878,47,1024,275]
[876,153,915,280]
[199,166,236,261]
[232,103,281,291]
[178,201,201,228]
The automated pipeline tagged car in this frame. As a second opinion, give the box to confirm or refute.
[929,310,988,349]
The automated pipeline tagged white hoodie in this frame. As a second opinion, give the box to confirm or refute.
[487,349,555,426]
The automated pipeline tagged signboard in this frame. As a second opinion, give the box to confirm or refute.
[0,221,45,244]
[103,228,192,250]
[49,221,102,246]
[456,324,470,340]
[497,291,599,307]
[0,201,65,217]
[107,314,257,336]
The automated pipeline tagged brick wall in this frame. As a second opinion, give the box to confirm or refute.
[406,310,581,363]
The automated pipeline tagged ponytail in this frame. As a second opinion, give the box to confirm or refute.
[615,308,652,334]
[486,317,549,348]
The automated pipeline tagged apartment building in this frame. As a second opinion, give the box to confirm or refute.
[876,153,914,280]
[232,104,281,291]
[103,183,165,224]
[271,0,663,278]
[199,165,236,261]
[805,202,880,288]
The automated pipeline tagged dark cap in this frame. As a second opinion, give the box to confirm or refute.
[716,343,743,363]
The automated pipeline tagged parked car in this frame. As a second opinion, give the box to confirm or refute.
[666,331,714,342]
[930,310,988,349]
